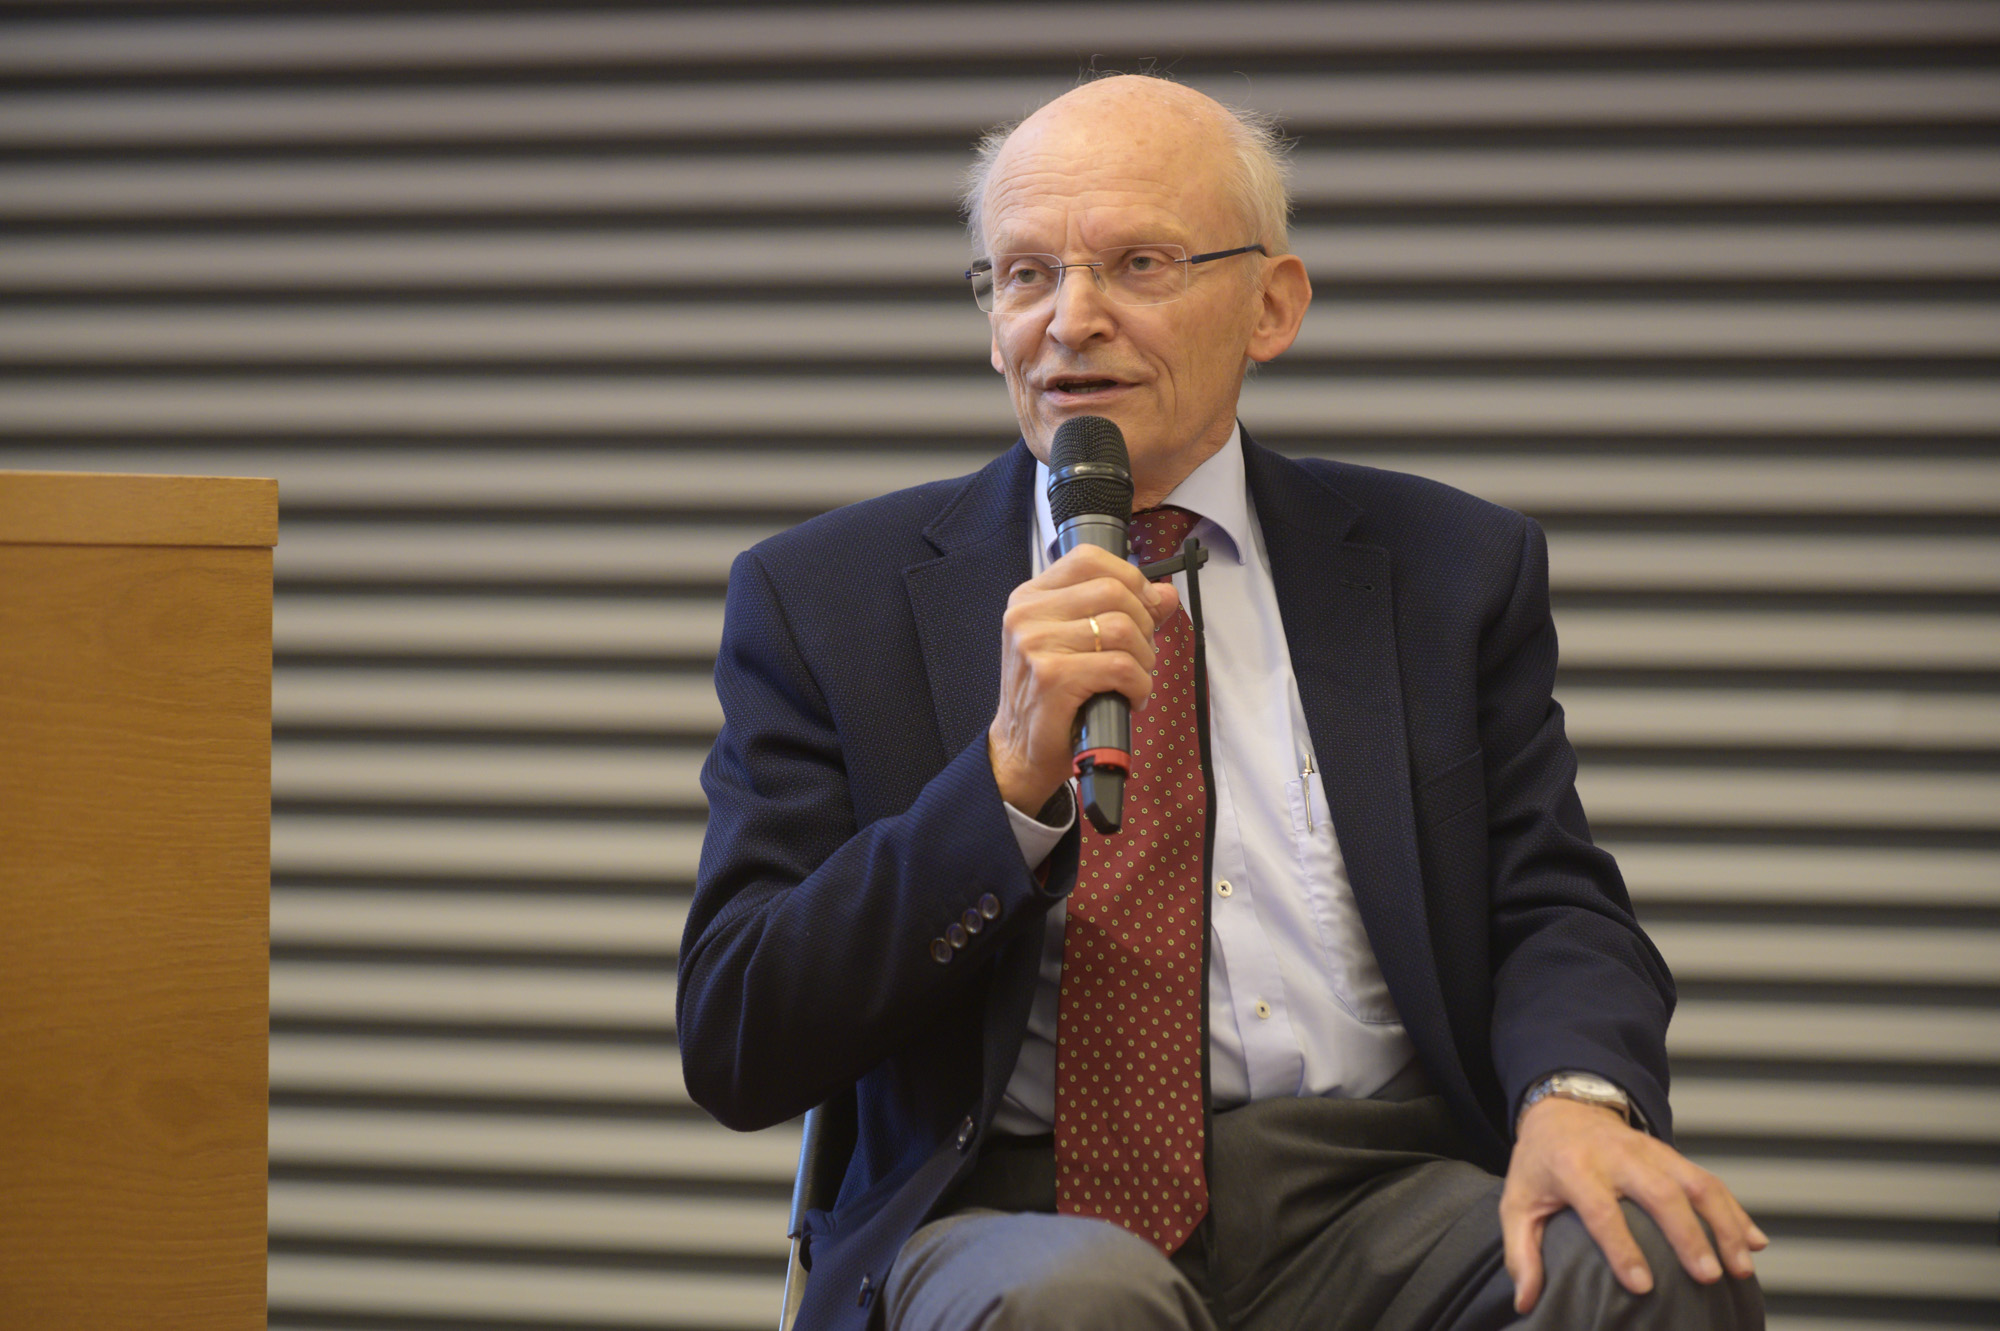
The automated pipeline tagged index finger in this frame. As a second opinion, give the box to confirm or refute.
[1039,542,1155,596]
[1039,545,1178,621]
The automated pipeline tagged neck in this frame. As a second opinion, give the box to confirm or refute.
[1130,428,1231,510]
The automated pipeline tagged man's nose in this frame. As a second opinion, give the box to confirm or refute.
[1046,263,1116,345]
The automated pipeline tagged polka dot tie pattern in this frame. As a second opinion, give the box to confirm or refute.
[1054,505,1209,1256]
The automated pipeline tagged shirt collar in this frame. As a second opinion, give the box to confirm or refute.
[1034,423,1250,567]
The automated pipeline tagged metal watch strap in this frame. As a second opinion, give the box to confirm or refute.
[1517,1070,1634,1133]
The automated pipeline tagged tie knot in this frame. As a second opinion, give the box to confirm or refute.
[1131,506,1197,567]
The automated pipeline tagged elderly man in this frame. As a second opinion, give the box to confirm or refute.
[679,75,1765,1331]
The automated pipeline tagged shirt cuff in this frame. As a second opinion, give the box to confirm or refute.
[1004,783,1076,870]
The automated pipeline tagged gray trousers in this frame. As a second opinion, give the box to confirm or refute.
[885,1096,1762,1331]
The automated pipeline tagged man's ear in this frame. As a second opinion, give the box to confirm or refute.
[1246,253,1312,364]
[991,330,1006,374]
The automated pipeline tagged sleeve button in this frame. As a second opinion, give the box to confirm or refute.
[946,922,968,949]
[960,908,985,935]
[955,1116,976,1151]
[977,892,1001,920]
[929,938,953,964]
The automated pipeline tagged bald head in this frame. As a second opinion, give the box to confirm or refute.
[962,75,1292,258]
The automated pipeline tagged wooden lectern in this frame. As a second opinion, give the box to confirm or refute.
[0,472,274,1328]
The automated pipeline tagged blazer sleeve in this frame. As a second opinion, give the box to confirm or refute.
[1479,517,1678,1140]
[676,547,1076,1132]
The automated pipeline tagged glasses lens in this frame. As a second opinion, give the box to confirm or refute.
[1101,245,1188,307]
[983,254,1061,313]
[972,246,1196,313]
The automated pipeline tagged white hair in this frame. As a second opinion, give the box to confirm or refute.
[959,76,1295,258]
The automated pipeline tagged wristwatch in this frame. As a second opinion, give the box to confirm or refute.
[1517,1071,1634,1132]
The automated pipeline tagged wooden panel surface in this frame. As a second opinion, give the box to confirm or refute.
[0,533,270,1329]
[0,470,277,548]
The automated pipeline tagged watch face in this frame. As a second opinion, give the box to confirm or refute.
[1554,1073,1622,1098]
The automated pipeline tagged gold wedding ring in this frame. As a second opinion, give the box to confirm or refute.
[1088,615,1103,652]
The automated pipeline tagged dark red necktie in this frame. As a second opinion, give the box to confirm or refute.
[1054,505,1209,1255]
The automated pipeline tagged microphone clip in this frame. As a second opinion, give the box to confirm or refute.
[1136,538,1208,583]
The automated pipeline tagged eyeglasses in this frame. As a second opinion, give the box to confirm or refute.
[966,243,1267,314]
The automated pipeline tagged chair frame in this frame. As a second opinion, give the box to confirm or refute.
[780,1095,857,1330]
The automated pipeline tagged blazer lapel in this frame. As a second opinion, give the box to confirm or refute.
[902,442,1047,1105]
[1242,437,1455,1074]
[902,442,1036,761]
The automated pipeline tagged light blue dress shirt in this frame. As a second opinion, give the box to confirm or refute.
[993,426,1423,1135]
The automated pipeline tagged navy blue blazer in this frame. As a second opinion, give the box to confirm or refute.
[678,433,1674,1331]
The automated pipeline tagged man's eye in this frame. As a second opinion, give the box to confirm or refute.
[1005,264,1050,286]
[1124,251,1174,274]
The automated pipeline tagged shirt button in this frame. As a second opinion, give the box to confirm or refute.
[1255,1000,1272,1020]
[960,908,985,935]
[946,922,968,949]
[1216,880,1233,898]
[929,938,952,964]
[956,1116,976,1151]
[978,892,1002,920]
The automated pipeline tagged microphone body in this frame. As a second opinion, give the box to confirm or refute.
[1046,416,1134,835]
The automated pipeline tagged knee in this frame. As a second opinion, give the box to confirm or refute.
[990,1224,1206,1331]
[1541,1202,1764,1330]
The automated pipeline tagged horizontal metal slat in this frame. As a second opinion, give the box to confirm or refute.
[268,1253,775,1329]
[3,149,1992,219]
[1557,611,2000,670]
[269,1107,794,1179]
[274,740,705,806]
[17,447,2000,515]
[269,598,2000,671]
[274,595,722,658]
[1564,687,2000,750]
[275,667,722,732]
[1674,1077,2000,1143]
[274,676,2000,752]
[1650,923,2000,984]
[272,813,702,880]
[1689,1157,2000,1222]
[1549,534,2000,593]
[273,961,674,1031]
[1668,1001,2000,1064]
[1578,766,2000,829]
[8,71,1998,147]
[15,301,2000,363]
[7,226,1990,293]
[1762,1318,1960,1331]
[1611,843,2000,907]
[1756,1236,2000,1300]
[271,1034,687,1103]
[269,1180,786,1256]
[10,374,2000,436]
[273,887,686,954]
[275,522,781,585]
[7,3,1994,75]
[271,521,2000,593]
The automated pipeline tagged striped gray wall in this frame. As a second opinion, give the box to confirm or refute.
[1,4,1995,1328]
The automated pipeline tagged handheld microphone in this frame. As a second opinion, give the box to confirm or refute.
[1047,415,1134,835]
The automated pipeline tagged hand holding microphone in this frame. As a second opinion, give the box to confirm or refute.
[986,417,1177,834]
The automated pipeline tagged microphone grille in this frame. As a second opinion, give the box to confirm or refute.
[1047,416,1132,526]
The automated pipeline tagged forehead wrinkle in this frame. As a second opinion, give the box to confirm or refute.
[984,135,1236,254]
